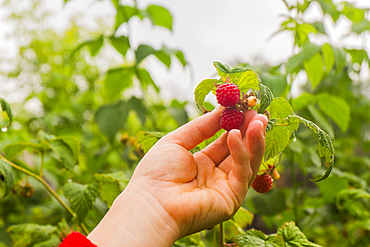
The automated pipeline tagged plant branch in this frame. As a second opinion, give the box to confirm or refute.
[0,155,89,235]
[219,222,224,247]
[39,152,44,177]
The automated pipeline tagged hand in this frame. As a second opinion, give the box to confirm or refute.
[88,107,268,247]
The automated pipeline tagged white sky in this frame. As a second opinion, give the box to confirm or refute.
[0,0,369,104]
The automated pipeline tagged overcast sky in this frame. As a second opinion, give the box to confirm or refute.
[1,0,369,103]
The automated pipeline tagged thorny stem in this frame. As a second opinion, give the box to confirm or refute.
[0,155,89,235]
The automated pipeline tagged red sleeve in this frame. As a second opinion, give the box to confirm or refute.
[59,231,97,247]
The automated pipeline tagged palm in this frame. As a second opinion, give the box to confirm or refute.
[130,108,267,237]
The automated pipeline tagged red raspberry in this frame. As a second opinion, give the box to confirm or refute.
[216,83,240,107]
[252,174,273,193]
[220,108,244,131]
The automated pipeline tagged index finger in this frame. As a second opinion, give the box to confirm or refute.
[159,106,224,150]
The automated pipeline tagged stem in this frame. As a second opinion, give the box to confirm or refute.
[0,155,89,235]
[219,222,224,247]
[290,155,299,224]
[39,152,44,177]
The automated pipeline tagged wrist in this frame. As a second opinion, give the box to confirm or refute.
[87,188,180,247]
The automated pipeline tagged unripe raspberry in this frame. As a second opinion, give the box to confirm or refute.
[271,168,280,180]
[216,83,241,107]
[247,96,257,107]
[252,174,273,193]
[220,107,244,131]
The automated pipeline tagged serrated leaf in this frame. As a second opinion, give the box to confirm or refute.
[277,222,322,247]
[94,172,128,208]
[317,93,350,132]
[236,229,285,247]
[264,126,291,162]
[63,182,98,222]
[55,136,80,164]
[194,79,217,112]
[3,142,50,159]
[303,53,324,90]
[267,98,298,133]
[110,35,130,57]
[0,159,14,198]
[213,61,231,74]
[237,70,260,93]
[146,5,173,30]
[136,131,166,153]
[258,83,274,114]
[135,44,156,64]
[49,139,75,170]
[286,115,334,181]
[0,98,13,128]
[6,223,58,247]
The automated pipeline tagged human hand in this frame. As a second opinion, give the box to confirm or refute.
[88,107,268,247]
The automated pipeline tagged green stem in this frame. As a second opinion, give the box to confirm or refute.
[219,222,224,247]
[290,155,299,224]
[39,152,44,177]
[0,155,89,235]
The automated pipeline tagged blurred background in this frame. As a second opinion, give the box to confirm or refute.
[0,0,370,246]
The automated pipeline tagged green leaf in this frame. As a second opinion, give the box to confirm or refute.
[136,131,166,153]
[109,35,130,57]
[135,44,156,64]
[136,68,159,92]
[303,53,324,90]
[213,61,231,74]
[264,126,291,165]
[292,92,315,111]
[193,79,217,112]
[49,139,75,170]
[258,83,274,114]
[0,98,13,128]
[352,20,370,34]
[55,136,80,164]
[307,104,334,138]
[3,142,50,159]
[317,176,348,203]
[317,93,350,132]
[6,223,58,247]
[342,2,367,24]
[315,0,340,22]
[278,222,322,247]
[104,67,134,101]
[95,100,130,141]
[236,229,285,247]
[259,72,287,97]
[175,50,187,67]
[233,207,254,229]
[322,43,334,73]
[115,6,137,30]
[332,46,346,73]
[302,43,322,61]
[94,172,128,208]
[286,52,305,74]
[237,70,260,93]
[146,5,173,31]
[267,98,297,130]
[63,182,98,222]
[154,50,171,68]
[346,49,369,65]
[87,35,104,56]
[286,115,334,182]
[0,159,15,199]
[336,189,370,217]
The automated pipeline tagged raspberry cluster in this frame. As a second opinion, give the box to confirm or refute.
[215,83,257,131]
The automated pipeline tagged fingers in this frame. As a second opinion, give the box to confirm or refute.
[246,115,268,187]
[200,109,257,165]
[159,106,224,151]
[227,114,267,202]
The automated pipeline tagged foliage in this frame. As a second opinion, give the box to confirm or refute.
[0,0,370,246]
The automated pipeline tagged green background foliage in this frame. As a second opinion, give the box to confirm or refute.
[0,0,369,246]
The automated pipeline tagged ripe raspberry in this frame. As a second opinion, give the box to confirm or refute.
[220,107,244,131]
[216,83,241,107]
[252,174,273,193]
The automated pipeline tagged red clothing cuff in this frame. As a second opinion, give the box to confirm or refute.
[59,231,97,247]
